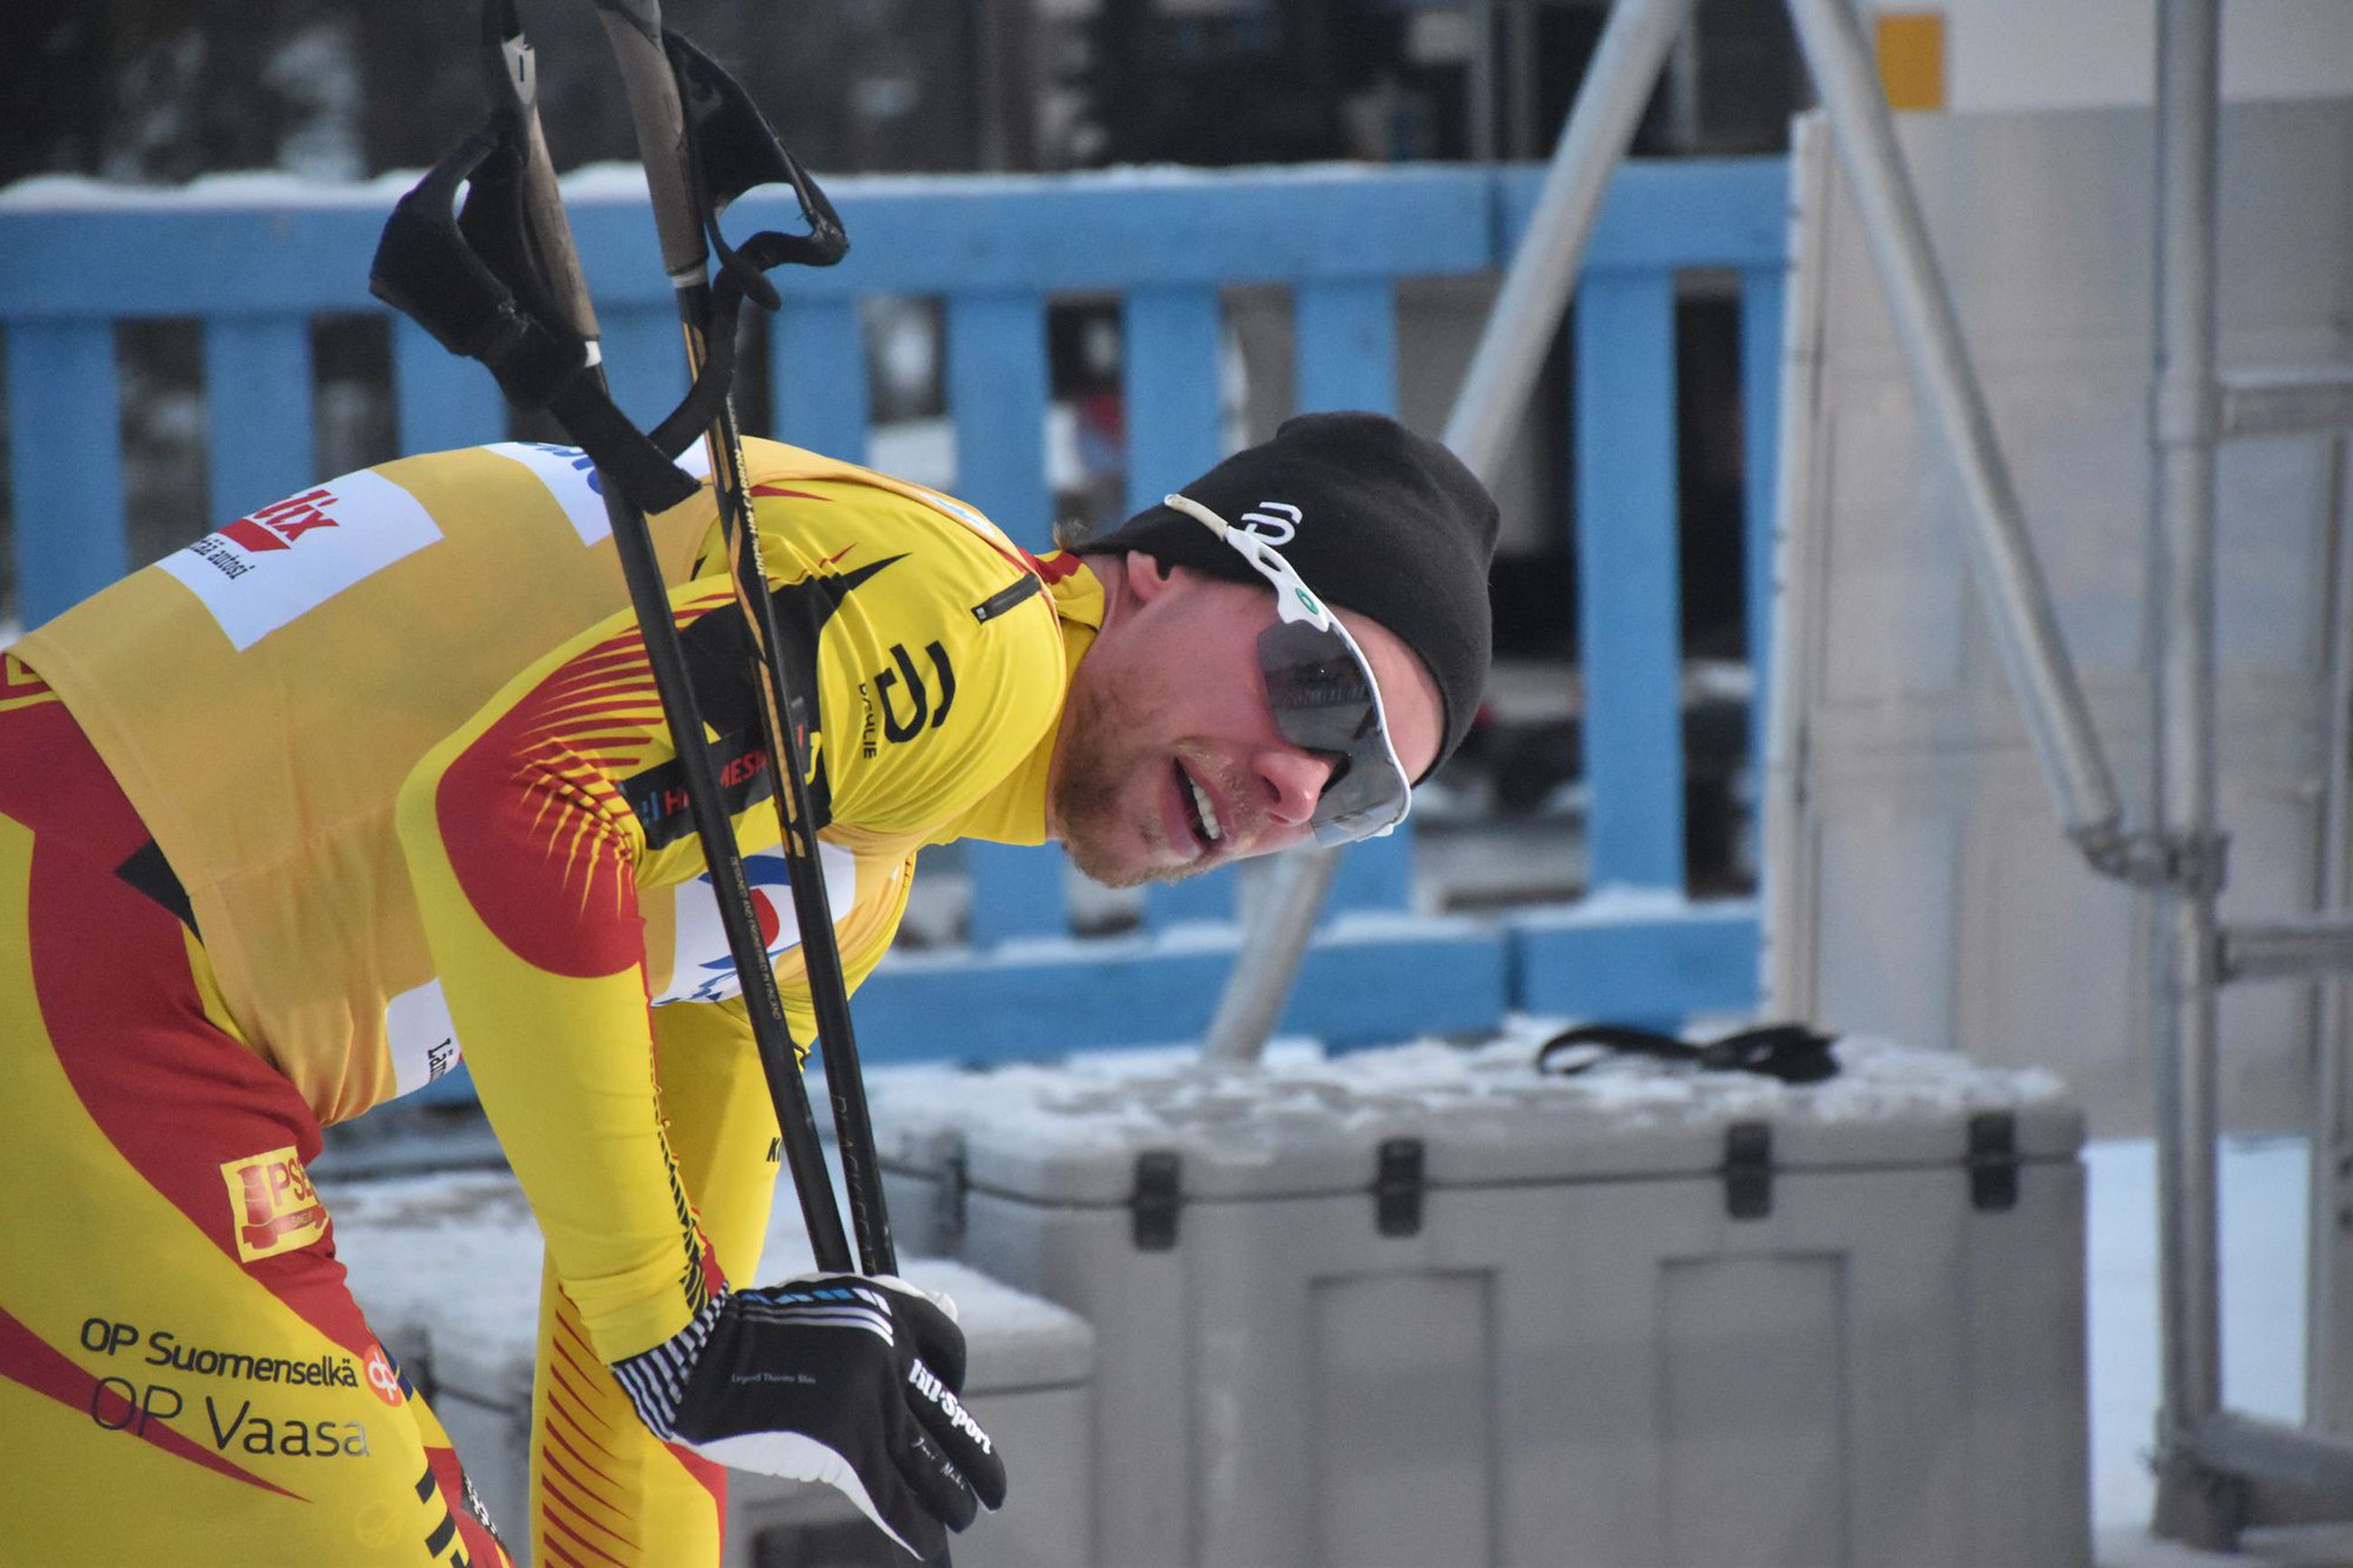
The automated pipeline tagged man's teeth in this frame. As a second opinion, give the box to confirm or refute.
[1188,775,1223,843]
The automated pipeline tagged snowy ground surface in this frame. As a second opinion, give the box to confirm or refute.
[2087,1136,2353,1568]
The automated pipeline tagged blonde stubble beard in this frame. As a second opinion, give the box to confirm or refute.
[1050,674,1234,890]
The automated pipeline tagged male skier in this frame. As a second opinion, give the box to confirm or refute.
[0,409,1495,1564]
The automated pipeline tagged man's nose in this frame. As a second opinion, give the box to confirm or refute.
[1253,746,1332,829]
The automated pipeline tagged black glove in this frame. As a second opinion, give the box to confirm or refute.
[611,1272,1009,1560]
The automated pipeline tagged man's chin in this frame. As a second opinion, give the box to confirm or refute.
[1059,824,1216,890]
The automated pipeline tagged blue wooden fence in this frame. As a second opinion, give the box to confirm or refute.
[0,158,1786,1066]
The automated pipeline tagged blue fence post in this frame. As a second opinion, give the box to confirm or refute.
[203,317,315,524]
[392,319,508,455]
[772,299,868,463]
[1574,270,1684,892]
[596,305,690,434]
[7,322,126,625]
[946,292,1053,549]
[1292,280,1396,416]
[1121,287,1225,517]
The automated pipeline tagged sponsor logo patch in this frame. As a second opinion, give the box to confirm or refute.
[221,1146,329,1262]
[652,845,858,1006]
[158,469,443,650]
[363,1343,406,1409]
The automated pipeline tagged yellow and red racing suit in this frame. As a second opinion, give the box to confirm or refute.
[0,437,1103,1563]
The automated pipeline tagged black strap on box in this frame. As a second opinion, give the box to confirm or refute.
[1374,1137,1426,1237]
[1535,1022,1841,1086]
[1967,1111,2021,1212]
[367,30,846,518]
[1130,1151,1183,1251]
[1722,1121,1775,1219]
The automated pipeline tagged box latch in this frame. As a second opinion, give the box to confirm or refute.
[1967,1112,2019,1212]
[1723,1121,1774,1219]
[1375,1137,1426,1237]
[1131,1149,1183,1251]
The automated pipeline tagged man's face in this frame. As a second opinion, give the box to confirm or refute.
[1048,551,1443,888]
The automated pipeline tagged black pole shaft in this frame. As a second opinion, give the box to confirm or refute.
[596,477,856,1272]
[481,0,853,1270]
[679,313,900,1278]
[590,0,899,1278]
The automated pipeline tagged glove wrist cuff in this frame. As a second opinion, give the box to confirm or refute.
[611,1290,729,1441]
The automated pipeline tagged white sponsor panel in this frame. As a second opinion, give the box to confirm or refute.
[488,439,713,546]
[486,441,614,545]
[158,468,442,651]
[654,843,860,1006]
[384,978,464,1100]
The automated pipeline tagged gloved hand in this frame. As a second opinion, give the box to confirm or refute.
[610,1272,1007,1560]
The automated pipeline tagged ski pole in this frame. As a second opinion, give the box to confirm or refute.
[588,0,899,1279]
[479,0,854,1271]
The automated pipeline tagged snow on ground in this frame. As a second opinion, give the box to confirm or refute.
[2087,1136,2345,1566]
[2088,1136,2307,1533]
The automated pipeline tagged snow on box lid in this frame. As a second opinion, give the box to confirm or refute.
[864,1032,2083,1206]
[323,1172,1092,1403]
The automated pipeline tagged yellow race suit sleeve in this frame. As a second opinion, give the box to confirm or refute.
[395,494,1062,1367]
[526,998,774,1565]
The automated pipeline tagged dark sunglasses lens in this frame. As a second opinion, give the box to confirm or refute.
[1257,622,1376,750]
[1256,621,1407,836]
[1315,752,1405,834]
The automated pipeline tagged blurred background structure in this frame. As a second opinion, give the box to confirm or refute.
[0,0,1828,899]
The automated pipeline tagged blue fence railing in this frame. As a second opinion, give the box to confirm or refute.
[0,158,1787,1065]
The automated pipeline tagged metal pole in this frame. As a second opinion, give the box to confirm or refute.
[1783,0,2129,868]
[1443,0,1695,478]
[2308,433,2353,1431]
[1758,115,1835,1024]
[2146,0,2232,1546]
[1202,848,1340,1065]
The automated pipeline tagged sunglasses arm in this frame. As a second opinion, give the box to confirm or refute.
[1161,492,1339,633]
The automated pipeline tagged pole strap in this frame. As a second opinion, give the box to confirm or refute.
[367,31,845,516]
[1536,1022,1842,1085]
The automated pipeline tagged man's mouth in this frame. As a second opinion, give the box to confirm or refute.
[1175,760,1224,853]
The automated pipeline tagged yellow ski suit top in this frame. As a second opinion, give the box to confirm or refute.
[14,437,1101,1365]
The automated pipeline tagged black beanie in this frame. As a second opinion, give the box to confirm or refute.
[1085,411,1498,774]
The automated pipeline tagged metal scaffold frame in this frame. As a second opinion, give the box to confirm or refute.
[1213,0,2353,1549]
[2142,0,2353,1547]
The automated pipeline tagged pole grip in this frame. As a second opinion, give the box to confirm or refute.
[484,0,603,344]
[592,0,710,281]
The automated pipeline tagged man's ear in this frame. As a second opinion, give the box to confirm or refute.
[1126,549,1177,603]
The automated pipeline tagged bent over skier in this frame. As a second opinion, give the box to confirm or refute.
[0,411,1495,1564]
